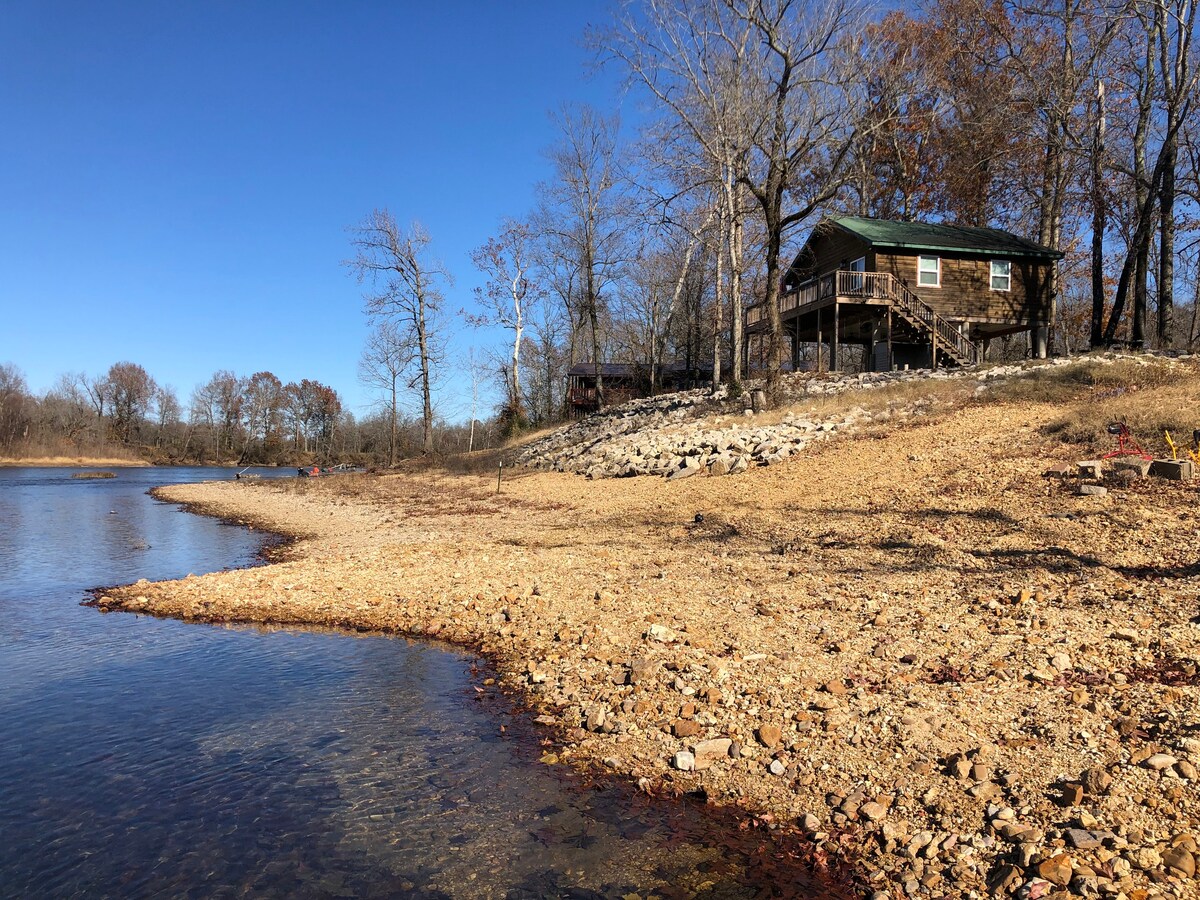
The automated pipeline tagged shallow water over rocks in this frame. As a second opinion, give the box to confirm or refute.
[0,467,839,898]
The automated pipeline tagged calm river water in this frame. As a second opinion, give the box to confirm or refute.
[0,467,837,899]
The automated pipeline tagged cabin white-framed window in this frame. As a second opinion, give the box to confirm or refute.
[990,259,1011,291]
[918,255,940,287]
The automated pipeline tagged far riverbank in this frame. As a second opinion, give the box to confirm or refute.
[0,456,151,467]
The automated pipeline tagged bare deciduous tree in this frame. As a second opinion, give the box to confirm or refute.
[0,363,30,452]
[358,321,411,467]
[604,0,757,388]
[240,371,284,461]
[1154,0,1198,347]
[538,106,630,410]
[104,361,157,444]
[469,218,540,430]
[348,211,449,453]
[730,0,863,397]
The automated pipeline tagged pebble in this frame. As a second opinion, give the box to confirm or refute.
[860,801,887,822]
[756,724,782,748]
[1060,782,1085,806]
[672,718,701,738]
[646,623,677,643]
[1081,767,1112,796]
[1037,854,1073,887]
[628,656,658,684]
[691,738,733,770]
[1127,846,1162,870]
[1064,828,1104,850]
[1162,846,1196,878]
[1145,753,1179,771]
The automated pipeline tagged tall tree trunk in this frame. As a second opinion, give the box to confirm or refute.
[1158,133,1176,348]
[586,260,603,410]
[511,314,523,414]
[762,169,787,398]
[389,375,398,468]
[1090,80,1107,348]
[417,295,433,453]
[1104,163,1164,346]
[1132,217,1151,347]
[725,174,745,387]
[1155,0,1195,349]
[1132,14,1158,348]
[1037,108,1066,359]
[712,211,725,387]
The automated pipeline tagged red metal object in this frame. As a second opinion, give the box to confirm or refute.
[1102,422,1152,460]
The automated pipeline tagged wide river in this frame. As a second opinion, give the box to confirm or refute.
[0,466,839,899]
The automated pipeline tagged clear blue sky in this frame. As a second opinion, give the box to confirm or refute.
[1,1,628,422]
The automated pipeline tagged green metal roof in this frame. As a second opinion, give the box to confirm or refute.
[831,216,1064,259]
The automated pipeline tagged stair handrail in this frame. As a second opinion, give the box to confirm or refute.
[885,274,978,365]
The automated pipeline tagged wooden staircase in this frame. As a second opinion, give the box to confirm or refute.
[867,273,979,367]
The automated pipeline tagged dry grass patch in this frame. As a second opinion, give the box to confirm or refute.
[692,375,976,432]
[989,356,1200,453]
[798,373,975,416]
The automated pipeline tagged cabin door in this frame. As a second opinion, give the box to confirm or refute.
[848,257,866,295]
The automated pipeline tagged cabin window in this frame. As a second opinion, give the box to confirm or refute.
[990,259,1011,291]
[918,255,940,287]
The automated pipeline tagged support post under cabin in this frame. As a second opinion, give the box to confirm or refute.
[887,307,894,371]
[816,306,824,374]
[831,300,840,372]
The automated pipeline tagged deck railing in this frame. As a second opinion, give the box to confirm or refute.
[744,269,978,365]
[745,273,836,327]
[834,269,895,301]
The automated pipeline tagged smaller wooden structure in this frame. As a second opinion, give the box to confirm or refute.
[566,362,711,414]
[746,217,1063,371]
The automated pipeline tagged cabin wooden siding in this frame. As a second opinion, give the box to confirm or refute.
[785,229,869,287]
[872,251,1053,325]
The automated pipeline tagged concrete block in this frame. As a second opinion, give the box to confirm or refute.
[1149,458,1195,481]
[1111,458,1152,478]
[1077,460,1103,479]
[1078,484,1108,497]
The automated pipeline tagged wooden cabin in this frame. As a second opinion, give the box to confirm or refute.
[566,362,711,414]
[745,217,1063,371]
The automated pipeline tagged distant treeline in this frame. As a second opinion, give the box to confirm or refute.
[0,361,495,466]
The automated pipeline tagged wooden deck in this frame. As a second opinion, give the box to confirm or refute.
[745,270,979,368]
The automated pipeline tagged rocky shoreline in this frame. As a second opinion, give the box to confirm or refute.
[514,359,1119,480]
[92,359,1200,900]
